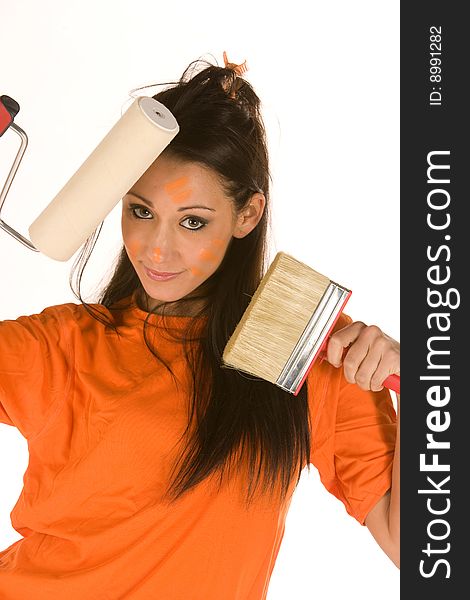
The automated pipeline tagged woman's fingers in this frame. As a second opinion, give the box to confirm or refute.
[326,321,367,367]
[326,322,400,391]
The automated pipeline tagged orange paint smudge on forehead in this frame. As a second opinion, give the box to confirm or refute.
[163,176,190,194]
[170,189,192,204]
[164,176,193,205]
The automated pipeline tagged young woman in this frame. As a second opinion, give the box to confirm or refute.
[0,55,399,599]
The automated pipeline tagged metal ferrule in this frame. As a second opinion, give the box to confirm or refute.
[276,282,350,394]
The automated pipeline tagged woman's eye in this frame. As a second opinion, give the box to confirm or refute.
[129,205,207,232]
[130,206,152,219]
[181,217,207,231]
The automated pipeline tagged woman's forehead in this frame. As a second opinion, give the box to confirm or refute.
[137,155,227,197]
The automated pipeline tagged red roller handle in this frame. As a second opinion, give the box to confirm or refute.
[0,100,13,136]
[383,373,400,394]
[0,95,20,136]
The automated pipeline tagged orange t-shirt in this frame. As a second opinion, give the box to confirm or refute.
[0,293,397,599]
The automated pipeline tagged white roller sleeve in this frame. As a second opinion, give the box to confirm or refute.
[28,97,179,261]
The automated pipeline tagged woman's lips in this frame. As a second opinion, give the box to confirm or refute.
[144,266,181,281]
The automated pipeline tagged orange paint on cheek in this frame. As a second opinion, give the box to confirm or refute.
[198,248,218,262]
[126,239,141,257]
[202,238,226,262]
[188,239,226,276]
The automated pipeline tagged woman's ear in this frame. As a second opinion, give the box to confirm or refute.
[233,193,266,238]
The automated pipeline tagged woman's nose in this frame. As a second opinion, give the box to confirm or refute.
[145,223,179,263]
[147,220,175,246]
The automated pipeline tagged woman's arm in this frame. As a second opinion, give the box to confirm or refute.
[327,322,400,568]
[364,394,400,567]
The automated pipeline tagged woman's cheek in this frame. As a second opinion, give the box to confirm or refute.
[189,238,226,277]
[125,238,142,261]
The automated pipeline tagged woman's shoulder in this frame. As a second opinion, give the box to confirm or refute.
[31,299,106,322]
[5,299,115,338]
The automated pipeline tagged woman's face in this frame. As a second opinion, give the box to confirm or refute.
[121,154,264,314]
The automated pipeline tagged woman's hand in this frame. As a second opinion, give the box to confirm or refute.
[326,321,400,392]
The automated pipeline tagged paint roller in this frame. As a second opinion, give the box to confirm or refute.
[0,94,179,261]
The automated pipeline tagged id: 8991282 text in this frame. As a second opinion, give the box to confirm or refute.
[429,26,442,107]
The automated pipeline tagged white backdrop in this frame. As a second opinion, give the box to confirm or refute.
[0,1,400,598]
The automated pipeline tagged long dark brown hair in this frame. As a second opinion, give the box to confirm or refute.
[69,56,312,508]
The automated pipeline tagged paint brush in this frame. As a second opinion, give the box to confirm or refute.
[221,252,400,396]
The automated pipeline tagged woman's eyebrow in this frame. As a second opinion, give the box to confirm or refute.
[127,191,216,212]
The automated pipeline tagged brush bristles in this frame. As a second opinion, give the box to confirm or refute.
[222,252,331,384]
